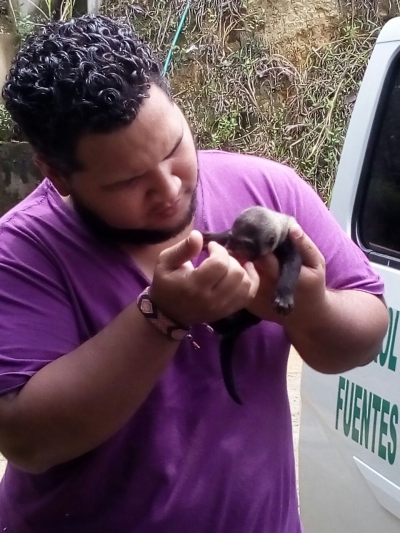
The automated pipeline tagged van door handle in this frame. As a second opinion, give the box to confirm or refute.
[354,457,400,520]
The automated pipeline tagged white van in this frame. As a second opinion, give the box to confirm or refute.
[299,17,400,532]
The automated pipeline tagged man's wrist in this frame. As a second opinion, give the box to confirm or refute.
[137,286,190,341]
[284,288,332,338]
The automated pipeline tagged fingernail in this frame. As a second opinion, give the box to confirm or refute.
[291,224,303,239]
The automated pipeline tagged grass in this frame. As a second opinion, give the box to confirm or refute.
[102,0,385,201]
[0,0,393,202]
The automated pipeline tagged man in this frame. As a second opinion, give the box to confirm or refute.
[0,14,387,533]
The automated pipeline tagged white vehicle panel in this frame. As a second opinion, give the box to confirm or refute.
[299,17,400,533]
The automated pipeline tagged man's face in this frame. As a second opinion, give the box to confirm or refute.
[63,84,198,246]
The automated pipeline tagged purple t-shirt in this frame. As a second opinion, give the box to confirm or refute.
[0,150,383,532]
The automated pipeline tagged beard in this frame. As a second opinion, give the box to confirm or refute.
[72,188,197,247]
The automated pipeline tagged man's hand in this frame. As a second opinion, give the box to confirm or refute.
[149,230,260,327]
[244,223,387,373]
[246,223,327,324]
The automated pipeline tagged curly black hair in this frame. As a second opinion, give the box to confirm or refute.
[2,14,170,175]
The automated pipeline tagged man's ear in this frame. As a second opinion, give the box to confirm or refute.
[33,155,70,197]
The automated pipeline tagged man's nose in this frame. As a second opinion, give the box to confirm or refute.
[148,167,181,202]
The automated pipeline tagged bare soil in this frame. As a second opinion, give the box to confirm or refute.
[256,0,340,65]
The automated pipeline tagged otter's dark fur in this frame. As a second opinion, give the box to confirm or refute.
[202,207,302,405]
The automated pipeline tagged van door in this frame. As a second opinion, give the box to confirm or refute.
[299,17,400,533]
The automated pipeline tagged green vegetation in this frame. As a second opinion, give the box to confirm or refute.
[0,0,396,201]
[102,0,387,201]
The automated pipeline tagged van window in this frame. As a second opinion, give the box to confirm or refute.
[357,60,400,261]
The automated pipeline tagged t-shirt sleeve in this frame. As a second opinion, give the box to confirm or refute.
[270,165,384,295]
[0,222,81,395]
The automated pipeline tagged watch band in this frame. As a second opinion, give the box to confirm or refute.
[137,286,190,341]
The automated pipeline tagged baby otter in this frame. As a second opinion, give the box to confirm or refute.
[202,206,302,405]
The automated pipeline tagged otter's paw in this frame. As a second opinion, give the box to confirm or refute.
[273,293,294,316]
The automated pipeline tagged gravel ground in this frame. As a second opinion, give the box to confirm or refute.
[0,349,303,483]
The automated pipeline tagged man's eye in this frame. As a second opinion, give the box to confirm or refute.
[125,177,140,187]
[110,177,140,191]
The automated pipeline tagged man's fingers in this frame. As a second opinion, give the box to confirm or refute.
[193,241,231,287]
[253,253,279,278]
[289,224,324,269]
[159,230,203,270]
[243,261,260,298]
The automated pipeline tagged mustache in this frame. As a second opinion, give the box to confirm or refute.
[71,190,197,247]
